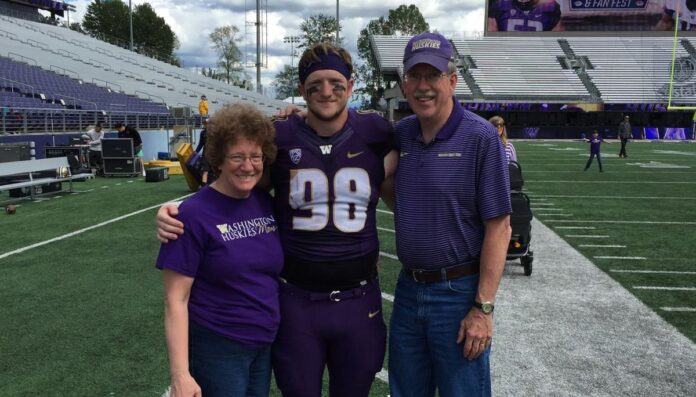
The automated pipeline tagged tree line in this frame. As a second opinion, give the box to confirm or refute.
[72,1,431,108]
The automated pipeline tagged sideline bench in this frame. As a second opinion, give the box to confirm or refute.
[0,157,94,200]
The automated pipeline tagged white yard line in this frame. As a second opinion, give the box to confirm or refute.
[660,307,696,312]
[377,209,394,215]
[381,292,394,302]
[548,220,696,225]
[633,286,696,291]
[610,270,696,275]
[595,256,646,260]
[554,226,595,229]
[529,181,696,184]
[565,235,610,238]
[534,195,696,200]
[377,227,395,233]
[533,203,556,206]
[532,208,564,211]
[379,251,399,261]
[540,214,574,217]
[0,194,194,260]
[375,368,389,383]
[581,244,626,248]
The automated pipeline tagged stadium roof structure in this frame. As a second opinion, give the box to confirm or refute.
[370,34,696,105]
[0,14,287,116]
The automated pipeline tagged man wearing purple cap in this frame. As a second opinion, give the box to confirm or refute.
[389,32,512,396]
[156,43,397,397]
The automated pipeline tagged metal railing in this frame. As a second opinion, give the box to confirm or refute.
[0,107,184,134]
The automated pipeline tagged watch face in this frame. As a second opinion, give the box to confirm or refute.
[481,302,494,314]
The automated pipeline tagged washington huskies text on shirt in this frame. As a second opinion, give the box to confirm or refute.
[216,215,278,241]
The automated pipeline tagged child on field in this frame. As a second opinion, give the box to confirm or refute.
[584,130,604,172]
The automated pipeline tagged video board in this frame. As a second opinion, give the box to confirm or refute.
[485,0,696,34]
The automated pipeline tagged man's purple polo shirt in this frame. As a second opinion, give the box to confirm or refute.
[393,98,511,270]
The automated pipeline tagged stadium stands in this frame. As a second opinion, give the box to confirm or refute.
[566,37,691,104]
[0,13,287,133]
[451,37,591,102]
[370,34,696,106]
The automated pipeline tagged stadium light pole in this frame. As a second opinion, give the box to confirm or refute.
[128,0,134,51]
[283,35,300,104]
[335,0,339,44]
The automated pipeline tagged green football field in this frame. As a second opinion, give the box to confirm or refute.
[1,139,694,396]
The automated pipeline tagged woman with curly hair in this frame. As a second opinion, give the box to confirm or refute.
[156,103,282,397]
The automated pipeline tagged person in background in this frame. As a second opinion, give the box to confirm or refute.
[194,118,212,184]
[389,32,512,397]
[82,122,105,175]
[490,115,517,162]
[618,115,631,158]
[692,111,696,140]
[115,122,144,175]
[156,103,282,397]
[198,95,209,118]
[584,129,604,172]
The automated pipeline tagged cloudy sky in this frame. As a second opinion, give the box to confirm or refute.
[64,0,486,94]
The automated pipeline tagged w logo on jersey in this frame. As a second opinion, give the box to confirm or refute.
[319,145,333,155]
[289,148,302,164]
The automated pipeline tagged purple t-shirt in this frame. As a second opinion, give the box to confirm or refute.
[271,110,392,261]
[589,135,603,154]
[394,98,511,270]
[156,186,283,346]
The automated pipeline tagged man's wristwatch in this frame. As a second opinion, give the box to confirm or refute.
[474,301,495,315]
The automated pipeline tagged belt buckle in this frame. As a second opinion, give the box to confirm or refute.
[329,290,341,302]
[411,269,423,283]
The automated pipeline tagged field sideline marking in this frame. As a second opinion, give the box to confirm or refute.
[0,194,194,260]
[634,286,696,291]
[535,195,696,200]
[594,256,646,260]
[610,269,696,275]
[580,244,626,248]
[565,235,610,238]
[660,307,696,312]
[548,220,696,225]
[530,180,696,184]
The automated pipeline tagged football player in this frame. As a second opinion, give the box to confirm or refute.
[488,0,564,32]
[654,0,696,31]
[156,43,398,397]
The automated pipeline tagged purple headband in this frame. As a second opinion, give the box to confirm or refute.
[298,52,351,83]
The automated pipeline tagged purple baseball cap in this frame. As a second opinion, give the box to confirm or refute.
[403,32,454,74]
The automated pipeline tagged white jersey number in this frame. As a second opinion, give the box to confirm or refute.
[289,168,371,233]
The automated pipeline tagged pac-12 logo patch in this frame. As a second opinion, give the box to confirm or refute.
[289,148,302,164]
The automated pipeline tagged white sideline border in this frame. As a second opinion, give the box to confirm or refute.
[0,194,193,260]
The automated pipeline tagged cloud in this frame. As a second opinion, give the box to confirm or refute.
[66,0,486,91]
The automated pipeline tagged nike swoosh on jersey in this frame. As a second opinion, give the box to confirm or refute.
[347,151,364,159]
[368,310,381,318]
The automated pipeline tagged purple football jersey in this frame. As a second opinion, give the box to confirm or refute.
[490,0,561,31]
[271,110,392,262]
[156,186,283,346]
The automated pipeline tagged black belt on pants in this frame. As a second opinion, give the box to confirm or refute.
[279,278,378,302]
[405,261,480,284]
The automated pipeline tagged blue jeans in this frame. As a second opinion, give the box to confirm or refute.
[389,271,491,397]
[189,321,272,397]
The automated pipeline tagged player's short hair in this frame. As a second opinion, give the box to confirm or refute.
[205,103,277,172]
[298,43,353,83]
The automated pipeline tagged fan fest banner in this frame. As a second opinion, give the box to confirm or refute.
[486,0,696,32]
